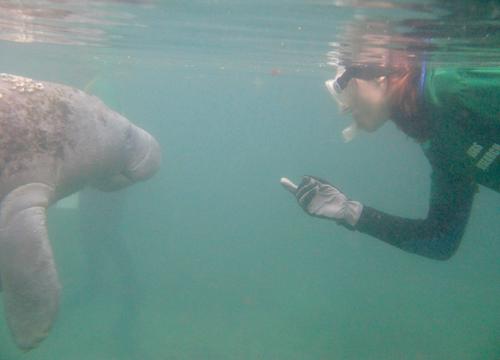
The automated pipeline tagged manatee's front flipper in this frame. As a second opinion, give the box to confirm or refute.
[0,183,60,351]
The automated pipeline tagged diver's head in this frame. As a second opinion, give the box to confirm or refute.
[325,65,396,141]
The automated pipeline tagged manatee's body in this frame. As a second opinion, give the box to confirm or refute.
[0,74,161,350]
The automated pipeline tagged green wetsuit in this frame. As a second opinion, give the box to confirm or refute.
[356,66,500,260]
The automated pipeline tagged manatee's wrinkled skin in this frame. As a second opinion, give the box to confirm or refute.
[0,74,161,350]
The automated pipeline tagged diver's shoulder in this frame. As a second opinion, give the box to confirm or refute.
[427,66,500,87]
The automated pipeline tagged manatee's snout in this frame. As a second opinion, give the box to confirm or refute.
[14,325,51,352]
[124,126,161,182]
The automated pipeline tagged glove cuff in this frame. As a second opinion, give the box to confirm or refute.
[343,200,363,227]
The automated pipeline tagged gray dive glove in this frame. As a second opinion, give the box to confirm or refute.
[280,176,363,227]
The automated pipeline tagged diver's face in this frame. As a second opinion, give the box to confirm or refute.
[347,77,390,132]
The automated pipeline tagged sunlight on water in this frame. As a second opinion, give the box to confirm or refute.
[1,0,500,68]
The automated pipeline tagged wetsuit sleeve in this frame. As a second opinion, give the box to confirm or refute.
[355,168,476,260]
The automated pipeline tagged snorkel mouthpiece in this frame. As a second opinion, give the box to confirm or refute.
[342,123,358,142]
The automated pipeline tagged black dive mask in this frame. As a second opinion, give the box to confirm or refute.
[334,65,394,92]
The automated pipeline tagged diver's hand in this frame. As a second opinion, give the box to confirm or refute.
[280,176,363,227]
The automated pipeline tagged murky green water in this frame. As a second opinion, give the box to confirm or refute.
[0,1,499,359]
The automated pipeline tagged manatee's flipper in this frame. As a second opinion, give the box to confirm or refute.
[0,183,60,351]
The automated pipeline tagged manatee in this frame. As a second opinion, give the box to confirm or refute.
[0,74,161,350]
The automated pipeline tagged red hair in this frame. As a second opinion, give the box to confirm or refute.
[386,65,431,142]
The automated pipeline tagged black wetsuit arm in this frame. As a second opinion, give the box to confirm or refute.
[355,169,476,260]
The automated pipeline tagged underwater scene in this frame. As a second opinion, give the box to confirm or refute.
[0,1,499,359]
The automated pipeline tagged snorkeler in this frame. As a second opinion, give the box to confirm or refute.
[281,63,500,260]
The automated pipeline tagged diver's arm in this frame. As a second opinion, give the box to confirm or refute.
[355,169,476,260]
